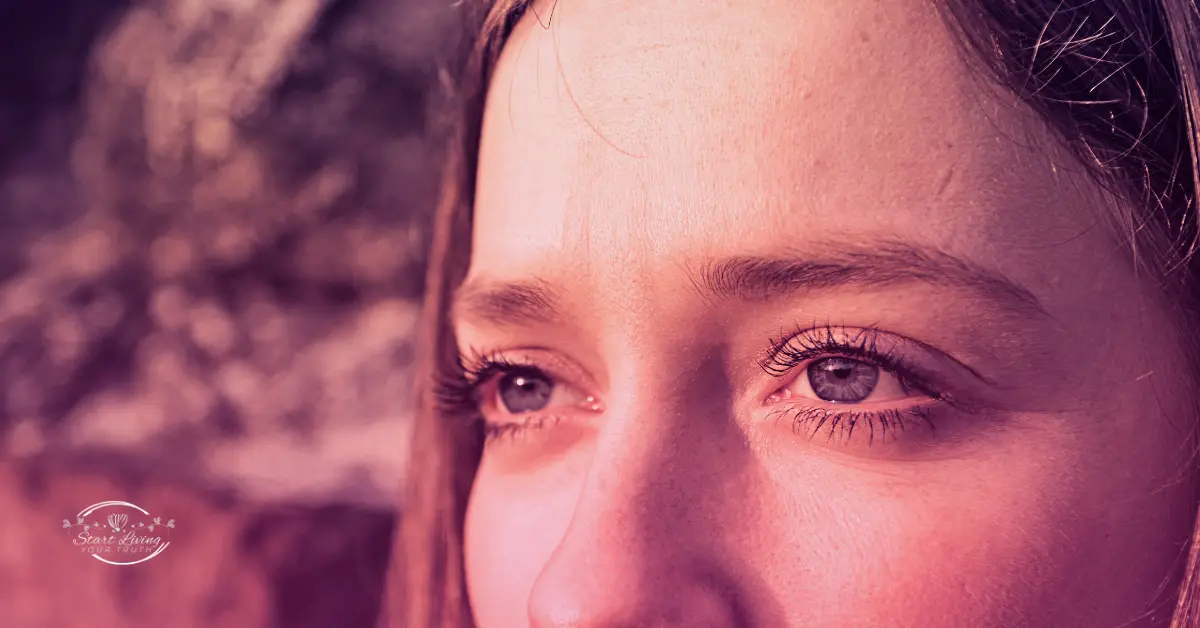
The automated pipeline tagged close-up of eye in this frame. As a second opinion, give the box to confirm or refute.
[757,326,956,447]
[776,356,914,405]
[439,352,604,442]
[761,326,943,404]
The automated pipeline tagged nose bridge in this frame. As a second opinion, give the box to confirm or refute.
[583,334,742,538]
[527,344,754,627]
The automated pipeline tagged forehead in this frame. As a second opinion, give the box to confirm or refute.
[471,0,1104,300]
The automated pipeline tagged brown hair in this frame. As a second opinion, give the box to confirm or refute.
[388,1,1200,626]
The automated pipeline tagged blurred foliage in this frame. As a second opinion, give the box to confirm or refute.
[1,0,458,502]
[1,0,458,625]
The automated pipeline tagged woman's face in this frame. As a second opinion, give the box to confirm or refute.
[455,1,1200,626]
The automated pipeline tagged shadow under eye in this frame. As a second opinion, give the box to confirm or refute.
[755,401,954,463]
[481,413,563,442]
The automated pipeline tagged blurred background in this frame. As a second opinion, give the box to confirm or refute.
[0,0,458,625]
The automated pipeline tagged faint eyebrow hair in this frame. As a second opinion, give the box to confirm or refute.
[453,277,563,326]
[452,242,1049,326]
[696,242,1048,316]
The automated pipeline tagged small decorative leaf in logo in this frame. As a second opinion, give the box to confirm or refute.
[67,501,176,565]
[107,513,128,532]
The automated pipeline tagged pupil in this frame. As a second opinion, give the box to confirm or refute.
[807,357,879,403]
[498,368,554,413]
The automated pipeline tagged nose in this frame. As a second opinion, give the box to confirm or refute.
[528,552,747,628]
[525,371,754,628]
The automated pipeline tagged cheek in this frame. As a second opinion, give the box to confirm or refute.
[751,458,1060,626]
[756,430,1192,627]
[464,463,580,627]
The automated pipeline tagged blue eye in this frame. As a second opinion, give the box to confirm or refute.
[497,368,555,413]
[807,357,880,403]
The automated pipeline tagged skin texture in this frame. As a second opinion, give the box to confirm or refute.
[454,0,1200,626]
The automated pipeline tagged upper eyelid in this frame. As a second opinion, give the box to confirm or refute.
[759,326,891,371]
[759,327,949,392]
[461,347,598,392]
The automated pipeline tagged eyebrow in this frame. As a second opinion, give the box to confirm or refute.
[453,277,564,326]
[452,241,1049,326]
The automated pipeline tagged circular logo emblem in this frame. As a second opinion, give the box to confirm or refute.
[63,501,176,565]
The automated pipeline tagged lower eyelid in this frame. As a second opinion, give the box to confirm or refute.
[482,412,560,436]
[765,402,941,447]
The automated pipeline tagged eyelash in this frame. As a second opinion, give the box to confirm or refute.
[768,403,935,446]
[436,351,514,433]
[762,324,946,442]
[434,351,566,442]
[435,326,950,445]
[763,324,927,387]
